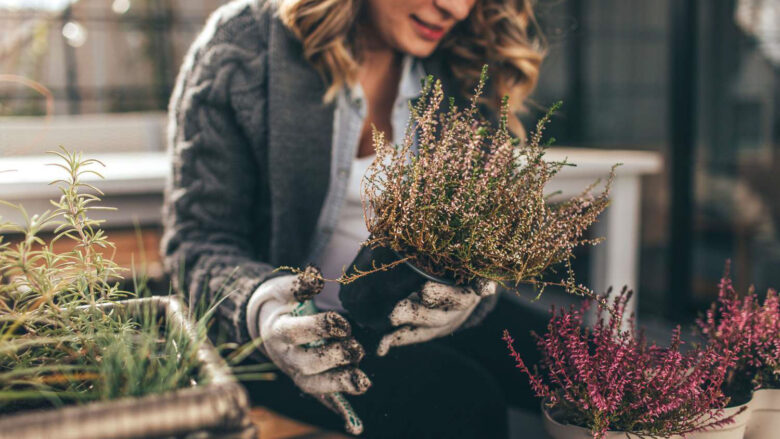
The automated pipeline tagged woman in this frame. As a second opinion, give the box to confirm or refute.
[162,0,546,437]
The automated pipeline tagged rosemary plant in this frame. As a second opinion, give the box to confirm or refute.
[0,148,262,414]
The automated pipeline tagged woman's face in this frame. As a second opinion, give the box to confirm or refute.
[363,0,477,57]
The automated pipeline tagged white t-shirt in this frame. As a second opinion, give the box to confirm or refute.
[313,154,375,311]
[309,54,423,311]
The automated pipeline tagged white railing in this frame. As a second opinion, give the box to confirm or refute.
[0,112,167,156]
[0,146,662,317]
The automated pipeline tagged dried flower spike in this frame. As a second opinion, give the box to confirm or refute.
[359,65,615,301]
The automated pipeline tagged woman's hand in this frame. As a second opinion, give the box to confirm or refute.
[377,279,498,356]
[247,275,371,396]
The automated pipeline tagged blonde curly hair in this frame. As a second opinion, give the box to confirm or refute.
[279,0,545,135]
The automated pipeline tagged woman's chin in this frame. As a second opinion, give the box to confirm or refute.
[398,39,440,58]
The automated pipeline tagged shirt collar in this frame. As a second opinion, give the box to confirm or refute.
[398,53,426,102]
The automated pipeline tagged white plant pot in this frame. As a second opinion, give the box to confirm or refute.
[744,388,780,439]
[543,403,750,439]
[542,406,672,439]
[687,403,752,439]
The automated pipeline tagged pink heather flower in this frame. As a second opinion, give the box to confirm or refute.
[697,262,780,396]
[505,288,734,439]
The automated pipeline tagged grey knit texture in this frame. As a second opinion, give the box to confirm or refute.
[162,0,278,345]
[161,0,498,346]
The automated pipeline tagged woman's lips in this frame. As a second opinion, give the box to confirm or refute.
[410,15,446,41]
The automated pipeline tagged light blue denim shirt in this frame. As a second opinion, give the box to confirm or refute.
[304,55,426,265]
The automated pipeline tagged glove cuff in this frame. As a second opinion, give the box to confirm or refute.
[246,274,297,341]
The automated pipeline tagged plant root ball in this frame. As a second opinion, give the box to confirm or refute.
[293,264,325,302]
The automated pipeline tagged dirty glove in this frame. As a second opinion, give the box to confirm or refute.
[246,275,371,396]
[377,279,498,356]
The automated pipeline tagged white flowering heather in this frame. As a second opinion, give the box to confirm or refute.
[360,66,614,294]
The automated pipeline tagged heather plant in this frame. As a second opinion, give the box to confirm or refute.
[697,266,780,400]
[504,288,736,439]
[356,65,614,298]
[0,149,269,414]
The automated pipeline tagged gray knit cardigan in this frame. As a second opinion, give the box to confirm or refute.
[161,0,495,344]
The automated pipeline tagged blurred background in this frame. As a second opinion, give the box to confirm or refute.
[0,0,778,327]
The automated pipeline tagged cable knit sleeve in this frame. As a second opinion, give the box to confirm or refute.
[161,1,278,345]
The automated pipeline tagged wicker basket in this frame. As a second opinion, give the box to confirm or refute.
[0,296,255,439]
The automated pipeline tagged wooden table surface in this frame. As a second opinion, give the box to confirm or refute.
[249,408,348,439]
[248,406,548,438]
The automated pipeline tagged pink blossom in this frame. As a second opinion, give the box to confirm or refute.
[505,288,734,439]
[697,262,780,394]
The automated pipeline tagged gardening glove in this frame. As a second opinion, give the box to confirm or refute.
[246,274,371,396]
[377,279,499,356]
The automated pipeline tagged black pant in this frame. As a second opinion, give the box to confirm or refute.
[242,295,547,438]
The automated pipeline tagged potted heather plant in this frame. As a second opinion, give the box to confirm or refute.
[504,288,747,439]
[696,267,780,439]
[0,149,258,439]
[332,66,614,331]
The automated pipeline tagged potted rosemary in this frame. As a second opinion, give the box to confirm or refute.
[504,288,746,439]
[335,66,614,331]
[697,267,780,439]
[0,149,256,439]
